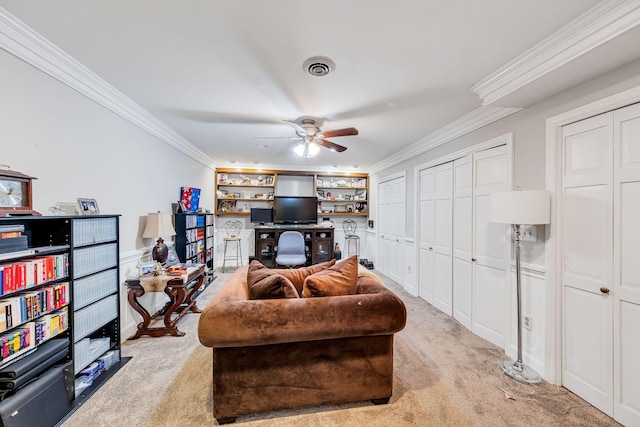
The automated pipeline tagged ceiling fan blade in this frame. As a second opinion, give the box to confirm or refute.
[319,127,358,138]
[318,139,348,152]
[283,120,307,136]
[253,136,302,140]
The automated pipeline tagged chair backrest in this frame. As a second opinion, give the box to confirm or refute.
[225,220,241,238]
[277,231,305,256]
[343,220,357,237]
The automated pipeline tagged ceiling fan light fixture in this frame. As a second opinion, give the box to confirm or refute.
[294,141,320,158]
[303,56,335,77]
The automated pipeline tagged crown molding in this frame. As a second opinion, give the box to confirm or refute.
[0,7,215,169]
[472,0,640,107]
[368,106,520,175]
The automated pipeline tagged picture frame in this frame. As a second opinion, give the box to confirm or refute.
[166,245,180,266]
[265,176,274,186]
[77,198,99,215]
[355,189,367,200]
[317,189,325,199]
[232,192,241,198]
[346,204,355,213]
[316,178,323,187]
[217,173,228,184]
[139,262,158,276]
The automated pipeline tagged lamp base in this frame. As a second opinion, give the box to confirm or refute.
[152,238,169,264]
[500,360,541,384]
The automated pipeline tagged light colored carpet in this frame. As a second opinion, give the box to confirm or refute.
[62,269,620,427]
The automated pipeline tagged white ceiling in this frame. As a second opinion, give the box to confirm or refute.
[1,0,614,171]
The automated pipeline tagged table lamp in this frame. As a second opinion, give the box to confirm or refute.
[490,190,550,384]
[142,212,176,263]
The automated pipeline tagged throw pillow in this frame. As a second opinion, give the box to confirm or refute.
[301,256,358,297]
[247,260,299,300]
[274,259,336,294]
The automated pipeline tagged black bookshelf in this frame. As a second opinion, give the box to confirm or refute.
[0,215,124,427]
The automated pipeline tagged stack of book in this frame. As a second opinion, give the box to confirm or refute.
[0,225,27,255]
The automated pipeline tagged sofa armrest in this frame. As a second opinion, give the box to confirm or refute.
[198,288,406,348]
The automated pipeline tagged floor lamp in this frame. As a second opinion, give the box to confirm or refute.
[490,190,550,384]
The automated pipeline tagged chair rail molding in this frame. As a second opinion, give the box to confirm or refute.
[0,6,215,169]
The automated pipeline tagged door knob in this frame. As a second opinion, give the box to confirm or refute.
[600,287,610,294]
[471,258,477,262]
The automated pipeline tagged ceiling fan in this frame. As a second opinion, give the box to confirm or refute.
[257,118,358,157]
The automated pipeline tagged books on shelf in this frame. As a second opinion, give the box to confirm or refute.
[0,282,69,333]
[0,254,69,295]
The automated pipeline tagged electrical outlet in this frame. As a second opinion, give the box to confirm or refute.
[523,315,532,331]
[520,225,537,242]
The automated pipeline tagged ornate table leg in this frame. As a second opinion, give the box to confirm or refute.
[183,274,204,313]
[162,283,187,337]
[127,285,151,340]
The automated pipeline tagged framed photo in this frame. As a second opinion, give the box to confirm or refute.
[316,178,323,187]
[317,189,325,199]
[346,204,355,213]
[166,245,180,266]
[77,198,99,215]
[355,189,367,200]
[265,176,274,186]
[217,173,228,184]
[139,262,157,276]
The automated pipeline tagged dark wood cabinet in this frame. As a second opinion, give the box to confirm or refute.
[254,226,334,267]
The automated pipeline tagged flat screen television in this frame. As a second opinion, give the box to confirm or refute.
[250,208,273,224]
[273,196,318,225]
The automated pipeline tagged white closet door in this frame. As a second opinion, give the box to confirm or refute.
[453,155,473,330]
[432,163,453,316]
[418,168,435,303]
[378,176,405,282]
[613,104,640,426]
[561,112,614,416]
[472,145,509,348]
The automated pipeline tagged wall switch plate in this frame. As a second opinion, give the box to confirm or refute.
[520,225,537,242]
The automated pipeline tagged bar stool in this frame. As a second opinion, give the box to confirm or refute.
[343,220,360,259]
[222,220,243,272]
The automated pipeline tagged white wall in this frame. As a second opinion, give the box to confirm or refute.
[369,58,640,380]
[1,50,215,339]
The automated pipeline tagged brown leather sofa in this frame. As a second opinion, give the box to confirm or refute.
[198,264,407,424]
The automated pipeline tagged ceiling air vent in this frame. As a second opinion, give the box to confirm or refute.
[303,56,335,77]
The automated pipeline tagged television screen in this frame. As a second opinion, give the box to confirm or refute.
[250,208,273,224]
[273,196,318,224]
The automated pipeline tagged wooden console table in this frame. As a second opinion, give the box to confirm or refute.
[125,264,205,339]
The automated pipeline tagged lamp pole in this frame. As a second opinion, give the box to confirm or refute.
[501,223,541,384]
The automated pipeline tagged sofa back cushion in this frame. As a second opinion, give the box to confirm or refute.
[274,259,336,295]
[302,256,359,297]
[247,260,299,299]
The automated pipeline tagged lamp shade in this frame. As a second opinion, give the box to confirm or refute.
[142,212,176,238]
[489,190,550,225]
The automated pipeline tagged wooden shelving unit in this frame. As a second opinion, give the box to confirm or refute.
[214,168,368,217]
